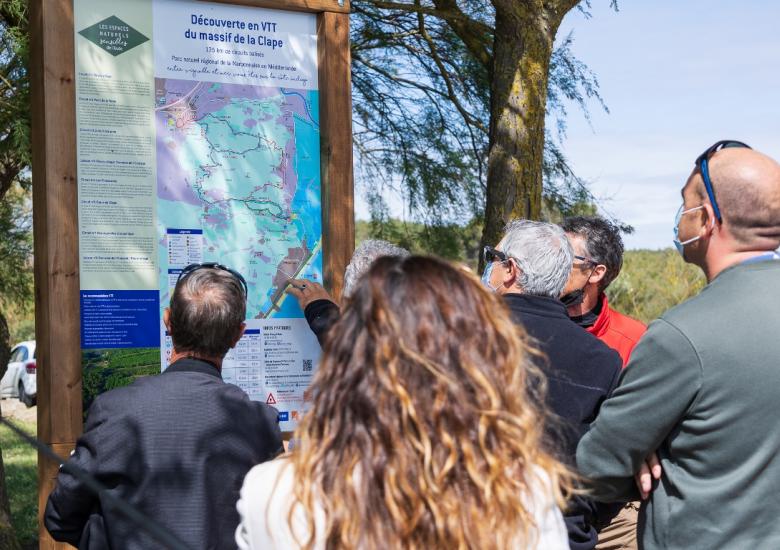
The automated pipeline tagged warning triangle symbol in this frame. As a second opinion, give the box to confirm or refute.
[266,393,277,405]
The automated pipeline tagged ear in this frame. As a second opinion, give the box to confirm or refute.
[163,308,172,332]
[588,264,608,285]
[230,322,247,349]
[502,259,521,288]
[700,203,718,236]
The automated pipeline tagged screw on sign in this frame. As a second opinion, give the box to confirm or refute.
[266,393,277,405]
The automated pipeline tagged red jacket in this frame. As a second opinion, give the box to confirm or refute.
[587,294,647,367]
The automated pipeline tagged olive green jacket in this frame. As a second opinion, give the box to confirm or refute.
[577,259,780,550]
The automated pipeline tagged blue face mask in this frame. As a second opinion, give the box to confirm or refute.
[481,261,499,292]
[673,204,705,255]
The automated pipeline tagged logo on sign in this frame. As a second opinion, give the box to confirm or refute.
[79,16,149,57]
[266,392,277,405]
[277,412,289,422]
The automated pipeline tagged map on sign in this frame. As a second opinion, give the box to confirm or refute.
[154,78,322,318]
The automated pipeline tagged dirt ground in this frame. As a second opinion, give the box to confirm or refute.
[0,398,36,424]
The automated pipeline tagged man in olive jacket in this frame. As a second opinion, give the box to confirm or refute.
[576,142,780,549]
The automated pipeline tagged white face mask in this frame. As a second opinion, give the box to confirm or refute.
[673,204,705,255]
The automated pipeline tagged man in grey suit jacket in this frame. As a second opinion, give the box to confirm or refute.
[576,141,780,549]
[45,264,283,549]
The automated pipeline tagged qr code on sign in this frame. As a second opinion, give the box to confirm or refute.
[303,359,313,372]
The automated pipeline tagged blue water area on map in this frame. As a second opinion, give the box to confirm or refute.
[290,90,322,260]
[273,248,323,318]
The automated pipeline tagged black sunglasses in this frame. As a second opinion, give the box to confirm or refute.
[483,246,508,264]
[573,255,598,266]
[695,140,752,222]
[176,262,248,296]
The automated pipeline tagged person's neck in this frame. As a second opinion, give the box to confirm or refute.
[168,349,224,371]
[703,250,777,282]
[565,285,600,318]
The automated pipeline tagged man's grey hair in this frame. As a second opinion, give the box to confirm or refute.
[169,268,246,357]
[343,239,410,297]
[500,219,573,298]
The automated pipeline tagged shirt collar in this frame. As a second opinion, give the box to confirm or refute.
[163,357,222,379]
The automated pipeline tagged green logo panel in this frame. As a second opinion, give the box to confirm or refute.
[79,15,149,57]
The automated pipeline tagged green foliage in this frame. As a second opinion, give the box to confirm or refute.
[607,250,706,324]
[357,218,483,269]
[82,348,161,415]
[0,184,32,312]
[0,1,33,362]
[0,419,36,548]
[351,2,610,227]
[0,0,31,196]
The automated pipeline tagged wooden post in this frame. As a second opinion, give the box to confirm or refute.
[30,1,353,546]
[30,0,82,548]
[318,10,354,300]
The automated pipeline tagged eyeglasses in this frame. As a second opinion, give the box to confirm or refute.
[695,140,751,222]
[573,255,598,266]
[483,246,508,264]
[176,262,248,296]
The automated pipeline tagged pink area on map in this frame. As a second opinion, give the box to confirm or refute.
[154,78,314,214]
[274,110,298,200]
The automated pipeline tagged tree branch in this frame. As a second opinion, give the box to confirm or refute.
[415,6,488,134]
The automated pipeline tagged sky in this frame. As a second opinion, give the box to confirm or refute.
[554,0,780,249]
[355,1,780,249]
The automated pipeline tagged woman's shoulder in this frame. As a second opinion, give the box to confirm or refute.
[243,456,294,492]
[237,458,300,549]
[520,466,568,550]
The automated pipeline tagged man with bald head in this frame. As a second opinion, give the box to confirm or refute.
[577,141,780,549]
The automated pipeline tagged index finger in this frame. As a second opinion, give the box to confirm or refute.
[286,278,308,290]
[648,452,662,479]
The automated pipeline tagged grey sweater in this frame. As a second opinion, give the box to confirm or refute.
[576,259,780,550]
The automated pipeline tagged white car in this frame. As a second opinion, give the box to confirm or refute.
[1,340,36,407]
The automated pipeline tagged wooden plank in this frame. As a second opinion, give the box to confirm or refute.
[317,11,355,300]
[37,444,76,550]
[30,0,81,547]
[202,0,350,14]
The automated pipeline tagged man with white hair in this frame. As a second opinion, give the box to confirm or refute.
[483,219,622,550]
[288,239,409,345]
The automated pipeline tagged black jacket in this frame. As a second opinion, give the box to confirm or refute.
[44,358,283,550]
[504,294,622,550]
[304,299,341,346]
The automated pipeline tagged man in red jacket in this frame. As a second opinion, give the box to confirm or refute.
[560,216,646,367]
[560,216,646,550]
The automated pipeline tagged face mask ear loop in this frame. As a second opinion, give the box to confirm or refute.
[679,235,701,246]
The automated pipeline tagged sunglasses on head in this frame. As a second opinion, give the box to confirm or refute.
[695,140,752,223]
[176,262,248,296]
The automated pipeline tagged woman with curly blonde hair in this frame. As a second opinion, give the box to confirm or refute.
[236,255,572,549]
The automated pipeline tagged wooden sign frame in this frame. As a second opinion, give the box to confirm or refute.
[30,0,353,547]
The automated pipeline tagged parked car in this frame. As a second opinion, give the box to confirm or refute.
[0,340,36,407]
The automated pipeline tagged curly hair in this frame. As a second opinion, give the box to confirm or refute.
[285,255,572,549]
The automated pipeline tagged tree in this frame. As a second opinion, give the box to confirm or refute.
[352,0,615,268]
[0,0,30,547]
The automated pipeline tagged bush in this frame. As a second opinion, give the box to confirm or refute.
[607,249,706,324]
